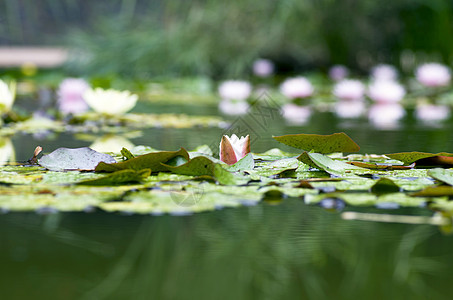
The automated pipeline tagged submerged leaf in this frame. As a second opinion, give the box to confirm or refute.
[95,148,189,172]
[39,147,116,171]
[273,132,360,153]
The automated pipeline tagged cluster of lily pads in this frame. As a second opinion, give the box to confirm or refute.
[218,60,453,129]
[1,132,453,229]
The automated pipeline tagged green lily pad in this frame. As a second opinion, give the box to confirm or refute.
[273,132,360,153]
[77,169,151,186]
[161,156,236,185]
[225,153,255,172]
[39,147,116,171]
[386,152,453,165]
[428,168,453,186]
[410,186,453,197]
[370,178,400,195]
[297,152,365,175]
[95,148,190,172]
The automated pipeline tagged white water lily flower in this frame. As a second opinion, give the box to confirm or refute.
[368,103,405,129]
[57,78,90,115]
[219,134,251,165]
[370,64,398,81]
[416,63,451,87]
[415,104,450,123]
[368,80,406,103]
[280,77,314,99]
[335,100,366,119]
[333,79,365,101]
[253,59,274,77]
[218,99,250,115]
[218,80,252,101]
[83,88,138,115]
[0,79,16,113]
[281,103,312,125]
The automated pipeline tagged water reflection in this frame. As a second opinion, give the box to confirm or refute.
[89,135,135,153]
[1,201,452,299]
[0,136,15,165]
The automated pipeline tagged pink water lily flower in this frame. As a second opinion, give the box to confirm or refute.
[219,134,251,165]
[416,63,451,87]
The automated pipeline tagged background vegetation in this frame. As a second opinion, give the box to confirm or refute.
[1,0,453,78]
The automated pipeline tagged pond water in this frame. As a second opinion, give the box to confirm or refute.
[2,101,453,299]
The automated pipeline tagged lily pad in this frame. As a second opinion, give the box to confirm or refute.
[297,152,365,175]
[95,148,190,173]
[39,147,116,171]
[273,132,360,153]
[386,152,453,165]
[370,178,400,195]
[428,168,453,186]
[162,156,236,185]
[225,153,255,172]
[77,169,151,186]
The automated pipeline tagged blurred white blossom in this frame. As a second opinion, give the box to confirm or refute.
[335,100,366,119]
[253,59,274,77]
[218,80,252,101]
[416,63,451,87]
[83,88,138,115]
[333,79,365,101]
[0,79,16,114]
[218,99,249,116]
[370,64,398,81]
[368,103,405,129]
[415,103,450,123]
[90,135,135,153]
[57,78,90,115]
[329,65,349,81]
[280,77,314,99]
[368,80,406,103]
[0,137,15,166]
[281,103,311,124]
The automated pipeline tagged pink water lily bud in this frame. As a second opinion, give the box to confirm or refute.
[219,134,250,165]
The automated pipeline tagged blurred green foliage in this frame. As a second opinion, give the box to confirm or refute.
[1,0,453,78]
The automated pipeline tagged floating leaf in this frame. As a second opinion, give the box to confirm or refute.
[77,169,151,186]
[161,156,236,185]
[297,152,364,175]
[370,178,400,195]
[347,161,414,170]
[39,147,116,171]
[428,168,453,186]
[95,148,189,172]
[386,152,453,165]
[410,186,453,197]
[226,153,255,172]
[273,132,360,153]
